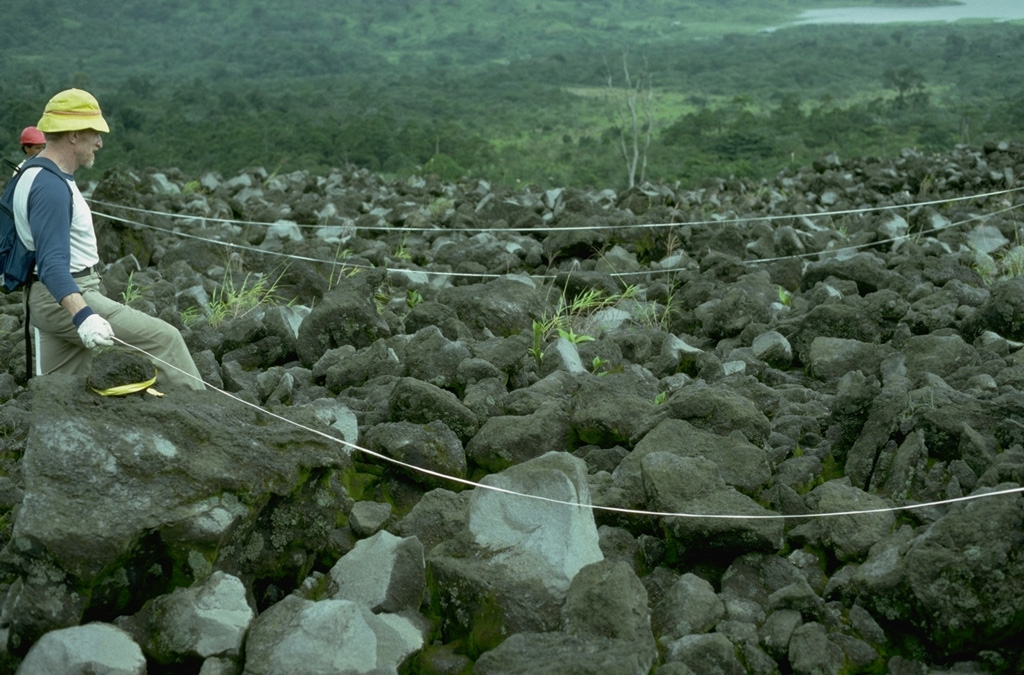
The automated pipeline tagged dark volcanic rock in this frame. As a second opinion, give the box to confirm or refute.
[4,144,1024,673]
[86,348,157,392]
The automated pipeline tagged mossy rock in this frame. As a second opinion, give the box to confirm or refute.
[87,348,156,393]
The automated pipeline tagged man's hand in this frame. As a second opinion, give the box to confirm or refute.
[77,313,114,349]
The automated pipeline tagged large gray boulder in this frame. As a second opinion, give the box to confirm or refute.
[387,376,479,443]
[323,339,403,392]
[473,632,652,675]
[393,488,470,555]
[403,300,474,341]
[641,453,784,563]
[844,485,1024,658]
[438,275,547,338]
[363,420,468,489]
[562,559,656,651]
[0,375,352,650]
[787,622,846,675]
[616,418,771,504]
[295,268,391,367]
[15,623,145,675]
[427,452,603,652]
[900,333,980,380]
[466,402,574,473]
[115,571,253,666]
[328,530,425,613]
[662,632,746,675]
[474,558,658,675]
[466,452,602,590]
[642,381,772,447]
[787,480,896,562]
[962,276,1024,341]
[242,595,426,675]
[696,271,776,339]
[806,336,896,382]
[402,326,475,392]
[800,252,900,295]
[432,231,536,274]
[719,553,808,625]
[651,572,725,644]
[783,296,893,365]
[570,370,659,447]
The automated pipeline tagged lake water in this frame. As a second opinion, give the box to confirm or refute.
[789,0,1024,26]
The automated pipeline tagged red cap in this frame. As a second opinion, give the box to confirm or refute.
[20,126,46,145]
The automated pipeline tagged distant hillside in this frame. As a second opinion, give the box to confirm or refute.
[2,0,1020,189]
[2,0,883,83]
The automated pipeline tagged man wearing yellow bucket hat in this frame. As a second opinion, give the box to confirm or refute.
[11,88,204,390]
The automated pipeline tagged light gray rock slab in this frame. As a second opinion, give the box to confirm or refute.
[16,623,145,675]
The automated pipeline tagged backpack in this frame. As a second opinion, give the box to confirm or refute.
[0,156,72,293]
[0,156,74,381]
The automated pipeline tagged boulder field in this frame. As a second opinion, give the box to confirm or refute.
[1,142,1024,673]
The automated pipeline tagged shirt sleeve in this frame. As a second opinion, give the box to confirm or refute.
[27,171,81,303]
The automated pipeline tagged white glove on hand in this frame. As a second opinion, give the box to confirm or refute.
[78,313,115,349]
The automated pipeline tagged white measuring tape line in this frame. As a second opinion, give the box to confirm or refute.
[111,337,1024,521]
[94,211,508,280]
[88,184,1024,234]
[743,199,1024,265]
[93,194,1024,284]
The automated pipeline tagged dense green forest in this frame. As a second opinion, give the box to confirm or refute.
[2,0,1022,190]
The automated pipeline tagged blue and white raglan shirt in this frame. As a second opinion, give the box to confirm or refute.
[11,158,100,303]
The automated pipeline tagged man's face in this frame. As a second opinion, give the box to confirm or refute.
[73,130,103,169]
[23,144,45,158]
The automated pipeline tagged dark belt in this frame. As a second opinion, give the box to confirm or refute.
[71,265,97,278]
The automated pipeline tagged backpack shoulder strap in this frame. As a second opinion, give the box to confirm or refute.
[20,156,67,182]
[14,157,75,211]
[0,163,20,217]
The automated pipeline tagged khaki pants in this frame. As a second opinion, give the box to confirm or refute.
[28,271,205,391]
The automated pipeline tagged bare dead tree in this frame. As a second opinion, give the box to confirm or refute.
[608,53,654,189]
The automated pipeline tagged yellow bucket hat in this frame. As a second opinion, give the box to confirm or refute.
[36,88,110,133]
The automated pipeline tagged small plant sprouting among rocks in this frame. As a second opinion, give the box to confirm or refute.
[393,236,413,261]
[630,290,679,332]
[971,244,1024,285]
[180,306,201,328]
[528,281,644,368]
[120,271,149,307]
[777,286,792,307]
[557,326,594,345]
[208,268,288,328]
[1001,244,1024,278]
[428,197,455,218]
[529,319,549,369]
[971,249,999,285]
[327,246,361,291]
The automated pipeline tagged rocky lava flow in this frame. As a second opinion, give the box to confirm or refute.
[1,142,1024,673]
